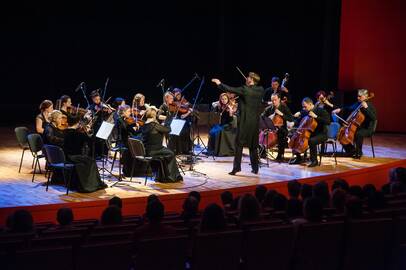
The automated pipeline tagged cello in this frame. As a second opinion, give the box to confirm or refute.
[259,105,284,148]
[288,113,318,154]
[337,93,375,145]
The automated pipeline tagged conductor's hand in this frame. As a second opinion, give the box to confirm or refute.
[293,112,301,118]
[332,108,341,114]
[211,78,221,86]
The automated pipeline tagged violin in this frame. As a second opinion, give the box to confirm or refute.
[67,105,89,117]
[337,93,374,145]
[288,112,318,154]
[168,97,191,114]
[125,116,144,127]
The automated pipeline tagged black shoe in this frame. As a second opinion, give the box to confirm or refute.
[251,169,259,174]
[229,169,241,175]
[289,157,302,165]
[275,155,283,162]
[308,161,319,167]
[352,153,361,159]
[176,175,184,181]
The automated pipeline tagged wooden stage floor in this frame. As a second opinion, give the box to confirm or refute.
[0,127,405,210]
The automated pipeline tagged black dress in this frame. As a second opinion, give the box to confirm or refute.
[141,121,182,183]
[158,103,192,155]
[43,123,65,147]
[217,83,264,172]
[207,104,237,156]
[63,129,106,192]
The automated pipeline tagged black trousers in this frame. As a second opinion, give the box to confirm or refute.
[277,128,289,157]
[343,128,373,155]
[233,142,259,172]
[308,133,328,162]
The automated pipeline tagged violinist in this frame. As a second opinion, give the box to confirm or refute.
[207,93,238,156]
[63,115,107,192]
[132,93,147,120]
[117,104,142,143]
[59,95,72,117]
[173,88,193,119]
[332,89,377,159]
[158,91,176,122]
[35,100,53,135]
[290,97,330,167]
[111,97,126,123]
[315,90,338,122]
[261,93,294,161]
[43,110,65,147]
[141,106,183,182]
[262,76,290,105]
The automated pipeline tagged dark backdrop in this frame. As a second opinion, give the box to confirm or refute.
[0,0,341,126]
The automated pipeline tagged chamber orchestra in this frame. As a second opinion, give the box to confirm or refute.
[33,71,377,190]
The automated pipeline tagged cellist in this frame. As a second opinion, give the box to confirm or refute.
[290,97,330,167]
[261,93,293,161]
[332,89,377,159]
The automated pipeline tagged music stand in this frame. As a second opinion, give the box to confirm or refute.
[95,121,117,183]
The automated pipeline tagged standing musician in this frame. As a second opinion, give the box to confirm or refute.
[58,95,72,117]
[207,92,238,156]
[262,76,290,105]
[141,106,183,182]
[212,72,264,175]
[35,100,53,135]
[290,97,331,167]
[43,110,65,147]
[132,93,147,123]
[332,89,377,159]
[261,93,294,161]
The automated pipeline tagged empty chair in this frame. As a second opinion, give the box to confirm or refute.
[14,127,30,173]
[135,235,189,270]
[193,230,243,270]
[342,218,393,270]
[42,144,75,195]
[292,221,345,270]
[243,225,295,270]
[27,133,45,182]
[321,122,340,165]
[75,241,133,270]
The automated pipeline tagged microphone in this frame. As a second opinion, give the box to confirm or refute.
[156,78,165,88]
[75,82,84,92]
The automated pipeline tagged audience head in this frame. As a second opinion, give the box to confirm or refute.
[262,189,277,208]
[238,193,260,222]
[345,196,363,219]
[389,167,406,185]
[182,196,199,220]
[56,207,74,227]
[303,197,323,222]
[367,191,386,209]
[288,180,302,199]
[147,194,160,204]
[220,191,234,208]
[390,181,404,195]
[200,203,226,232]
[231,195,242,211]
[301,184,313,200]
[101,205,122,225]
[146,200,165,224]
[331,188,347,214]
[12,209,34,233]
[332,178,350,192]
[272,193,287,211]
[349,185,364,199]
[362,184,377,198]
[312,181,330,207]
[255,185,268,204]
[188,191,201,203]
[109,196,123,209]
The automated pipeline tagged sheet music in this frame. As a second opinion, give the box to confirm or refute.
[96,121,115,140]
[170,119,186,136]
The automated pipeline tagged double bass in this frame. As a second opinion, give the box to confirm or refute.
[288,113,318,154]
[337,93,375,145]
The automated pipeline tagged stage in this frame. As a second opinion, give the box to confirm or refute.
[0,126,405,224]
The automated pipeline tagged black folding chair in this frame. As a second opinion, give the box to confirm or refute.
[14,127,30,173]
[27,133,46,182]
[127,138,164,185]
[42,144,75,195]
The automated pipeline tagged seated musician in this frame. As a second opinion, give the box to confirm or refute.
[141,106,183,182]
[207,93,237,156]
[290,97,331,167]
[43,110,65,147]
[332,89,377,159]
[261,93,293,161]
[262,76,290,105]
[59,95,72,117]
[63,115,107,192]
[35,100,53,135]
[315,90,339,122]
